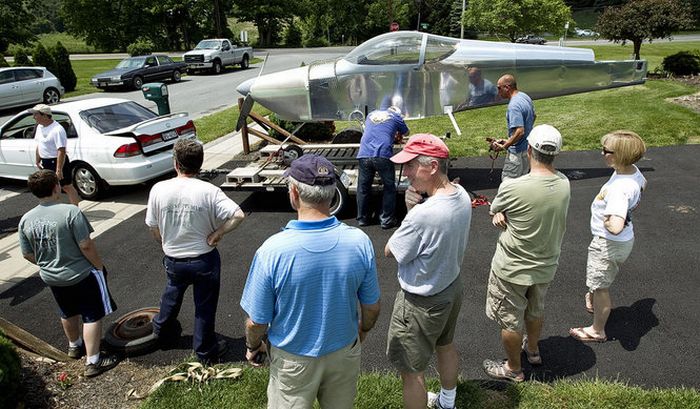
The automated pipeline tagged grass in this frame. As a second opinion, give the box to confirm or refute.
[194,103,271,144]
[67,59,122,97]
[141,366,700,409]
[579,41,700,71]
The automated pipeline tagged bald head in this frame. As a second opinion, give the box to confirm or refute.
[497,74,518,98]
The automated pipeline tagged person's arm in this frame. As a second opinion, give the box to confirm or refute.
[384,242,393,258]
[207,208,245,246]
[78,238,105,270]
[244,317,269,367]
[603,215,626,235]
[35,147,42,168]
[22,252,37,264]
[148,226,162,243]
[358,302,380,342]
[495,127,525,151]
[56,148,67,180]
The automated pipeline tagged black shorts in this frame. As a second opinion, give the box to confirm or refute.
[41,157,72,186]
[49,268,117,323]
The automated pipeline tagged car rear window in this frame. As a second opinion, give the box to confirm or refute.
[79,101,157,133]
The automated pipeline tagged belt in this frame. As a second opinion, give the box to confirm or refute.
[165,252,211,262]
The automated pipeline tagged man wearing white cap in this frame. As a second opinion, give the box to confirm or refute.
[482,124,570,382]
[30,103,81,205]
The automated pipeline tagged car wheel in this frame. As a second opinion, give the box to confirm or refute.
[213,60,222,75]
[329,179,349,217]
[104,307,161,356]
[241,55,250,69]
[72,163,103,200]
[43,88,60,104]
[172,70,182,82]
[132,76,144,90]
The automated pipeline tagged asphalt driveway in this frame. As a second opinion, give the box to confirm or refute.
[1,145,698,389]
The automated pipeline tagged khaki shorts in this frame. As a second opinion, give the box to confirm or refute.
[386,277,463,373]
[586,236,634,291]
[501,150,529,180]
[485,271,549,332]
[267,339,361,409]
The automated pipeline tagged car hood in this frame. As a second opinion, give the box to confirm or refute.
[184,49,217,56]
[93,68,137,78]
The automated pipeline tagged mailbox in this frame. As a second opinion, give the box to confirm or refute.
[142,82,170,115]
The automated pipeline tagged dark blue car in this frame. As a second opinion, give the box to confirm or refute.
[91,55,187,91]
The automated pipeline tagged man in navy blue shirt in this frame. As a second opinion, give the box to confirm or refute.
[356,106,409,229]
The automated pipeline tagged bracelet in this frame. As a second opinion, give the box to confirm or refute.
[246,342,262,352]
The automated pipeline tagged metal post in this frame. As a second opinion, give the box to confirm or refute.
[461,0,466,39]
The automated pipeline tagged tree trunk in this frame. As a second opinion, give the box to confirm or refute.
[633,40,642,60]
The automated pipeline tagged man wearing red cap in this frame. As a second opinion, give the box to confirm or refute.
[384,134,472,409]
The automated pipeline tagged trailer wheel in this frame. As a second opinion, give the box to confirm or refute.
[104,307,160,356]
[283,144,304,160]
[329,180,349,216]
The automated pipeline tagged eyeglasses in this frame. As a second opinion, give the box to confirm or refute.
[602,147,614,155]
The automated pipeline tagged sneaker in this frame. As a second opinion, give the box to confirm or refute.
[85,354,119,378]
[67,343,85,359]
[521,336,542,365]
[380,219,398,229]
[427,391,454,409]
[482,359,525,383]
[199,339,228,364]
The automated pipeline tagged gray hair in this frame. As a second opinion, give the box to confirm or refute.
[288,177,336,204]
[416,155,449,174]
[530,148,555,165]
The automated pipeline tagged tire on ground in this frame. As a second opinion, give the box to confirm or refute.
[104,307,160,356]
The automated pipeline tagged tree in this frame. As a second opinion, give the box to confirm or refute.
[0,0,35,53]
[234,0,301,46]
[596,0,694,60]
[464,0,572,42]
[33,43,57,74]
[51,42,77,92]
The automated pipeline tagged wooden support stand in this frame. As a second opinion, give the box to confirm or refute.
[0,316,70,362]
[237,97,306,154]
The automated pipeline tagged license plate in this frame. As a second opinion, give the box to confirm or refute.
[161,130,178,141]
[99,82,107,87]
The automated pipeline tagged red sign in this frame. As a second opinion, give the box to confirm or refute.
[390,22,399,32]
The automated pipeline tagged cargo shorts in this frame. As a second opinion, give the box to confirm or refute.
[586,235,634,291]
[501,150,529,180]
[485,271,549,332]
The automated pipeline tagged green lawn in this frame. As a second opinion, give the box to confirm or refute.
[194,104,271,144]
[141,366,700,409]
[67,59,122,96]
[35,32,101,54]
[579,41,700,71]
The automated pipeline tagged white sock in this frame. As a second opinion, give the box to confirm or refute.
[440,387,456,408]
[69,337,83,348]
[86,353,100,365]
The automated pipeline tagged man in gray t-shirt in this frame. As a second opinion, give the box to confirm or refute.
[385,134,471,409]
[18,170,118,378]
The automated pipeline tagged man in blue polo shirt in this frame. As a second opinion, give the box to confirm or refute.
[356,106,409,229]
[241,154,381,409]
[490,74,536,180]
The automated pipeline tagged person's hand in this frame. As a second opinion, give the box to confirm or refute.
[492,212,508,229]
[36,161,43,169]
[56,169,63,180]
[207,230,223,247]
[246,342,268,367]
[405,185,423,211]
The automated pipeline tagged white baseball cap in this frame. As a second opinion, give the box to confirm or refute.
[28,104,52,116]
[528,124,562,155]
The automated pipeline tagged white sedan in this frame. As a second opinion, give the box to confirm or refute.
[0,98,197,199]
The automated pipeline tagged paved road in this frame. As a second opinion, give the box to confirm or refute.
[1,145,698,389]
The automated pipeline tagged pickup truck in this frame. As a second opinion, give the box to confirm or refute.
[183,39,252,75]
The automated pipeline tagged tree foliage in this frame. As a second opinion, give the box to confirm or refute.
[0,0,35,53]
[596,0,694,60]
[464,0,573,42]
[33,43,57,73]
[51,42,77,92]
[233,0,300,47]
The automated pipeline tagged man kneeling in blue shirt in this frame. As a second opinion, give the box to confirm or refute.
[240,154,381,409]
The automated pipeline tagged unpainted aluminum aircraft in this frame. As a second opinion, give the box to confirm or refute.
[236,31,647,132]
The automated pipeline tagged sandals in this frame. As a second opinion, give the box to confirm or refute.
[569,327,607,343]
[521,336,542,365]
[585,292,594,314]
[482,359,525,382]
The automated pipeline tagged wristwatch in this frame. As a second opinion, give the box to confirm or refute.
[246,342,262,352]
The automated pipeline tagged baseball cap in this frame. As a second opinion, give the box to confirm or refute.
[528,124,562,156]
[28,104,52,116]
[390,133,450,164]
[283,154,337,186]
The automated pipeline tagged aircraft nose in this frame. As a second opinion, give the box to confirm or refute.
[237,78,254,96]
[240,66,311,120]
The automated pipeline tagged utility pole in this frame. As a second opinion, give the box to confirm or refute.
[460,0,466,38]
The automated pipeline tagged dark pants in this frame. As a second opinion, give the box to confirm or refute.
[357,157,396,227]
[153,248,221,361]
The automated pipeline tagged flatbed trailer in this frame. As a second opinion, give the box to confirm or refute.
[220,143,409,215]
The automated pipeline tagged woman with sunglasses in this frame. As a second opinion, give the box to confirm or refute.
[569,131,647,342]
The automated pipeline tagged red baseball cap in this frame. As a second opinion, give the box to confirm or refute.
[390,133,450,163]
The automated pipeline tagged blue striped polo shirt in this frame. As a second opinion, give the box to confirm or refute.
[240,216,380,357]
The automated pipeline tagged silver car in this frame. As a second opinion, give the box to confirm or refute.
[0,67,65,110]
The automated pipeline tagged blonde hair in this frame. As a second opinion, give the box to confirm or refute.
[601,130,646,166]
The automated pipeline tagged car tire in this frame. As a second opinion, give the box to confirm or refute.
[43,88,60,104]
[172,70,182,82]
[329,179,350,217]
[104,307,161,356]
[72,163,103,200]
[212,60,222,75]
[132,76,144,90]
[241,54,250,69]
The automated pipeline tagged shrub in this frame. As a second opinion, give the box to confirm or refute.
[33,43,57,73]
[662,51,700,76]
[0,56,9,67]
[269,113,335,142]
[13,47,32,66]
[127,38,155,56]
[284,23,303,48]
[303,36,330,48]
[51,42,77,92]
[0,329,21,409]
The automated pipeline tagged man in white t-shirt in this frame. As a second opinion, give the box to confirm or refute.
[145,139,245,363]
[31,104,80,205]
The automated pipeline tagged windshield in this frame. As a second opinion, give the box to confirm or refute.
[79,101,157,133]
[195,40,220,50]
[116,57,145,69]
[344,32,423,65]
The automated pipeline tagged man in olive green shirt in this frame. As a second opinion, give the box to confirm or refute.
[482,125,570,382]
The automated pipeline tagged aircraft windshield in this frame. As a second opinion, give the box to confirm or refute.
[424,35,458,62]
[195,40,220,50]
[344,32,423,65]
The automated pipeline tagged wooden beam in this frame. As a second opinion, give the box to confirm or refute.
[247,127,283,145]
[248,112,307,145]
[0,316,70,362]
[237,98,250,154]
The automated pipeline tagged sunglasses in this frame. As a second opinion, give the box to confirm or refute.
[602,147,615,155]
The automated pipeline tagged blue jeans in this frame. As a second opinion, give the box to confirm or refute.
[357,157,396,226]
[153,248,221,361]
